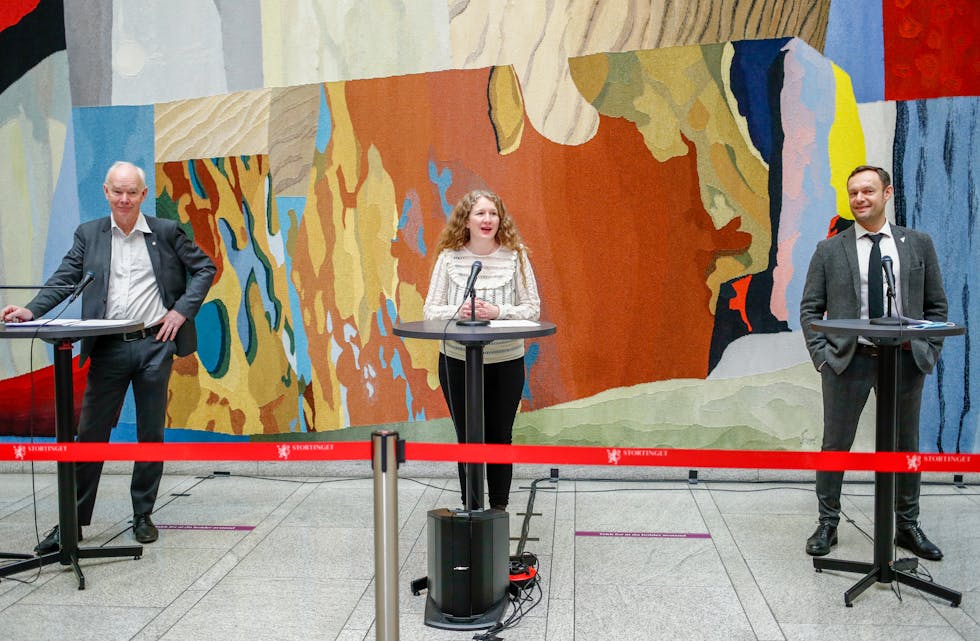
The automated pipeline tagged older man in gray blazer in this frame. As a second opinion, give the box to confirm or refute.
[2,161,215,551]
[800,165,947,560]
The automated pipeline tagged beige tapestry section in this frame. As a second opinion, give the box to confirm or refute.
[154,85,320,198]
[449,0,830,145]
[155,90,273,162]
[268,85,321,196]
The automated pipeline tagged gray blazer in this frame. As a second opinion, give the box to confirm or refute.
[27,216,216,364]
[800,223,947,375]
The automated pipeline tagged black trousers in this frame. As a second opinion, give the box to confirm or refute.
[816,348,924,528]
[75,335,175,525]
[438,353,525,509]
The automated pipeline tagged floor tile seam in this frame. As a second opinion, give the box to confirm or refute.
[921,611,980,639]
[185,481,320,588]
[269,523,376,532]
[139,474,255,532]
[336,577,377,636]
[342,479,449,634]
[543,596,573,641]
[923,585,980,636]
[358,480,450,622]
[397,514,430,572]
[0,477,59,522]
[0,494,52,520]
[694,485,786,641]
[512,475,559,634]
[536,480,572,641]
[8,600,163,614]
[194,473,327,512]
[950,492,980,508]
[129,589,209,641]
[570,481,578,641]
[397,478,455,527]
[0,573,59,614]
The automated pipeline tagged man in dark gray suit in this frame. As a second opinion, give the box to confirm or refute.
[1,161,215,551]
[800,165,947,560]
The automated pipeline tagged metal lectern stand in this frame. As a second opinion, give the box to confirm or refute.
[810,319,964,607]
[394,319,556,629]
[0,320,146,589]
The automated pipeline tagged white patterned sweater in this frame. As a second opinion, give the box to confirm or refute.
[422,246,541,363]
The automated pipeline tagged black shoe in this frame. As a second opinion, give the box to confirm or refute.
[133,513,158,544]
[490,504,507,511]
[805,523,837,556]
[34,524,83,554]
[895,525,942,561]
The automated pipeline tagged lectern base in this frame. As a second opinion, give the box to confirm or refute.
[0,544,143,590]
[423,508,510,630]
[814,557,961,607]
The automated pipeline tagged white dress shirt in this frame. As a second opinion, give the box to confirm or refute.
[855,220,903,320]
[105,212,169,327]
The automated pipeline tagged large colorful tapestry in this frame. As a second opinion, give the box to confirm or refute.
[1,1,977,456]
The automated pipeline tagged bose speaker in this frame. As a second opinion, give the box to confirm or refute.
[424,507,509,629]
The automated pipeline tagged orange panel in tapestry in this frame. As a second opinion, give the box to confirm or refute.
[345,70,751,404]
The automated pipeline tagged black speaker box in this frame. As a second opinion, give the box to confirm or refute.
[424,507,509,629]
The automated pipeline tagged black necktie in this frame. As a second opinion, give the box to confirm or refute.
[867,233,884,318]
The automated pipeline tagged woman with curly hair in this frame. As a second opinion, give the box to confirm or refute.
[423,189,541,510]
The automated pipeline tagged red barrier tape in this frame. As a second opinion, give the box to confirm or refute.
[1,441,979,473]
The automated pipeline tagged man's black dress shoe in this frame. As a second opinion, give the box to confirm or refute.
[805,523,837,556]
[34,524,83,555]
[133,513,158,544]
[895,525,943,561]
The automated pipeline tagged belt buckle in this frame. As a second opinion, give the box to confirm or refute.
[122,329,144,342]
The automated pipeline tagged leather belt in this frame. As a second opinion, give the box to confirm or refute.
[114,324,164,342]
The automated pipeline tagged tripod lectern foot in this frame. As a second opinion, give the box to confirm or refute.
[895,570,962,607]
[844,568,881,607]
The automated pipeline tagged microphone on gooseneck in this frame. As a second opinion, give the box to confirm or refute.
[881,256,896,296]
[67,271,95,304]
[456,260,489,326]
[463,260,483,298]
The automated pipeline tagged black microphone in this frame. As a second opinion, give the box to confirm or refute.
[881,256,896,296]
[67,271,95,304]
[463,260,482,298]
[870,255,906,325]
[456,260,489,326]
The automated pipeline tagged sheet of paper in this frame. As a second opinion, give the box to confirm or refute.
[6,318,140,329]
[907,321,956,330]
[488,320,540,328]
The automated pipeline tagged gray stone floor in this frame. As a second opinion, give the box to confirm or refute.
[0,468,978,640]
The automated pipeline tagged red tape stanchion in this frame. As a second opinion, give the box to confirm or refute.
[1,441,978,473]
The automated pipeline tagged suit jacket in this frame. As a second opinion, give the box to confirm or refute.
[26,216,216,364]
[800,223,947,375]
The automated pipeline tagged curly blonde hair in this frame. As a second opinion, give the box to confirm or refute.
[433,189,530,283]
